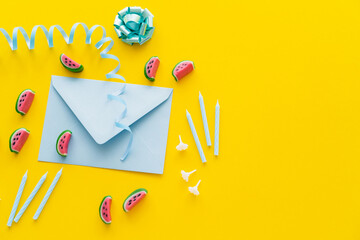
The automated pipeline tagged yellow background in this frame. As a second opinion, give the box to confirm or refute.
[0,0,360,239]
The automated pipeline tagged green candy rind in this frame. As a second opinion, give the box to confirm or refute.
[172,60,195,81]
[15,89,35,115]
[59,54,84,73]
[123,188,148,212]
[144,56,159,82]
[99,195,112,224]
[9,128,30,153]
[56,130,72,157]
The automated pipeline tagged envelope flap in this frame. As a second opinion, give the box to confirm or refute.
[52,76,173,144]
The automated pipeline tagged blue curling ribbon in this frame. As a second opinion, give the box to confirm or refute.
[0,23,133,160]
[115,122,133,161]
[107,94,127,119]
[107,93,134,161]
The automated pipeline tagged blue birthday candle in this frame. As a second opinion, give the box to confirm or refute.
[186,110,207,163]
[7,170,27,227]
[33,169,62,220]
[199,92,211,146]
[14,172,47,223]
[214,101,220,156]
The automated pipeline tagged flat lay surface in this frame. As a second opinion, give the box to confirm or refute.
[1,0,360,239]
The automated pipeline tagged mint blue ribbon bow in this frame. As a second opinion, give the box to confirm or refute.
[114,6,155,45]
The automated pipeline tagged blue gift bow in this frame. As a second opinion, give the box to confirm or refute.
[0,23,133,160]
[114,7,155,45]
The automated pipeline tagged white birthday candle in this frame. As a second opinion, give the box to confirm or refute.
[186,110,207,163]
[7,170,27,227]
[199,92,211,146]
[14,172,47,223]
[214,101,220,156]
[33,169,62,220]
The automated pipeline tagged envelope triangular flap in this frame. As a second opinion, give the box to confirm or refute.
[52,76,173,144]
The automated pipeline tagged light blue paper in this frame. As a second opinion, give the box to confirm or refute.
[38,76,173,174]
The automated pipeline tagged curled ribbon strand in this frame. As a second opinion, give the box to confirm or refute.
[115,122,133,161]
[0,23,132,160]
[107,93,133,161]
[107,94,127,119]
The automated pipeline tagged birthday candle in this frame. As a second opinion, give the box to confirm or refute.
[186,110,207,163]
[214,101,220,156]
[7,170,27,227]
[14,172,47,223]
[33,169,62,220]
[199,92,211,146]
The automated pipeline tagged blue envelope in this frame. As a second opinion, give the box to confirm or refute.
[38,76,173,174]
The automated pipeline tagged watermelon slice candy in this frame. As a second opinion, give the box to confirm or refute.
[99,196,112,224]
[144,56,160,81]
[15,89,35,115]
[123,188,148,212]
[172,60,194,81]
[9,128,30,153]
[56,130,72,157]
[60,54,84,73]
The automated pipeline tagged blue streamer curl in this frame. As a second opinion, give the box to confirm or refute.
[0,23,133,160]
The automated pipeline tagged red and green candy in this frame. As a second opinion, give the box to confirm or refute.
[56,130,72,157]
[15,89,35,115]
[123,188,148,212]
[144,56,160,81]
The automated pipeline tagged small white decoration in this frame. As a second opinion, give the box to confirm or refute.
[189,180,201,196]
[176,135,188,151]
[181,170,197,182]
